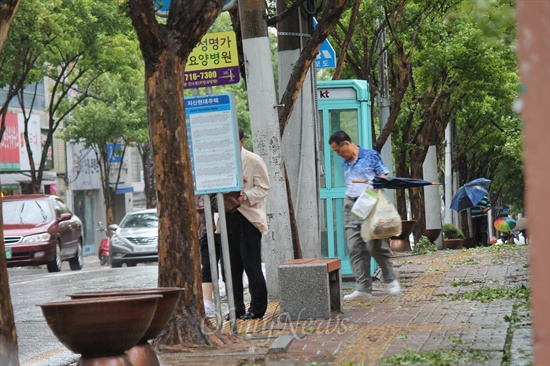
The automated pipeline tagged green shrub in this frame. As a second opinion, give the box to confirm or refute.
[442,223,465,239]
[413,236,437,255]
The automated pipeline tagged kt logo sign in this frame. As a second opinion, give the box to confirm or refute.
[319,90,330,98]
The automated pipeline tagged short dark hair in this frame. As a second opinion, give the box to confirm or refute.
[239,128,245,140]
[328,130,351,146]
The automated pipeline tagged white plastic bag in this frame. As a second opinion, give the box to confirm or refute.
[351,188,380,220]
[361,193,402,241]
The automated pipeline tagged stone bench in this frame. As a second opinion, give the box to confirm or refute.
[278,258,342,321]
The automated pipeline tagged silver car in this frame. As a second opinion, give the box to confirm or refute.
[109,209,158,268]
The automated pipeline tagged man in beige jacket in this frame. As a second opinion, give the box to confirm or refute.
[225,128,270,320]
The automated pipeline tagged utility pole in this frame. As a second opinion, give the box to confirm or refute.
[277,0,320,258]
[238,0,294,299]
[377,20,394,206]
[444,122,452,225]
[424,145,443,249]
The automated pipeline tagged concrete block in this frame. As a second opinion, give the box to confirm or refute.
[278,259,342,321]
[268,335,295,354]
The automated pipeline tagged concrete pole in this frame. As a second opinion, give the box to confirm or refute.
[377,20,394,206]
[487,206,494,240]
[277,0,320,258]
[65,142,74,211]
[444,122,452,224]
[423,145,443,249]
[238,0,294,300]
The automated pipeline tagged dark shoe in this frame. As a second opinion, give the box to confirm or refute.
[224,311,245,321]
[240,312,263,320]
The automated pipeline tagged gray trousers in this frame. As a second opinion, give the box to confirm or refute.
[344,200,396,293]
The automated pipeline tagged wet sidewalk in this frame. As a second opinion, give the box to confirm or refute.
[158,244,532,366]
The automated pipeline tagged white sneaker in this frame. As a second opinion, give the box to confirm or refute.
[204,302,216,318]
[387,280,401,295]
[343,291,372,301]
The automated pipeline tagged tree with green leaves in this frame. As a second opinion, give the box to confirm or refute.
[326,0,521,240]
[63,71,148,225]
[0,0,53,142]
[1,0,140,193]
[402,0,520,238]
[327,0,459,236]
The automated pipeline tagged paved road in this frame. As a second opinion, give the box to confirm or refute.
[8,257,158,366]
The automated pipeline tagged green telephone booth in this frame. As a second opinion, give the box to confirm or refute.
[318,79,378,276]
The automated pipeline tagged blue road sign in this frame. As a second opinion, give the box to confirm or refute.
[155,0,235,13]
[312,19,336,69]
[223,0,237,11]
[156,0,169,12]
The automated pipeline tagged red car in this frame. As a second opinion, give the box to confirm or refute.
[3,195,84,272]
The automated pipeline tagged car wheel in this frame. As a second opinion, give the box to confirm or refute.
[47,241,62,273]
[69,240,83,271]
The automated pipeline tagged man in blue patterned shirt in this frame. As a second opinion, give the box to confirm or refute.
[329,130,401,300]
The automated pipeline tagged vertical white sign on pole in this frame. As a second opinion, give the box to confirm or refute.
[185,92,242,332]
[185,93,243,194]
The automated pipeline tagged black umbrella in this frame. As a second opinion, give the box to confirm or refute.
[352,177,441,189]
[450,178,491,212]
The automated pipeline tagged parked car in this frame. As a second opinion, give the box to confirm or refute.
[2,195,84,272]
[109,208,158,268]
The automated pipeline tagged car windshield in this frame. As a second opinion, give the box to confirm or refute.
[119,212,158,228]
[2,199,54,225]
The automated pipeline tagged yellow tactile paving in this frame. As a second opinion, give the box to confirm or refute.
[212,301,348,338]
[396,271,448,302]
[333,323,481,365]
[213,301,281,334]
[336,326,402,365]
[334,250,481,365]
[395,251,470,302]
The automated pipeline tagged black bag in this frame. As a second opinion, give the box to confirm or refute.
[211,192,241,213]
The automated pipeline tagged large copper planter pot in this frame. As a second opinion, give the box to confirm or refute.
[423,229,442,243]
[444,239,464,250]
[38,294,161,366]
[390,239,411,252]
[68,287,183,366]
[394,220,417,240]
[390,220,417,252]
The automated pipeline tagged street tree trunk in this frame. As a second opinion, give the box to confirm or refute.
[0,201,19,366]
[147,48,210,348]
[394,112,415,220]
[127,0,241,350]
[138,142,157,208]
[0,0,19,50]
[0,1,22,364]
